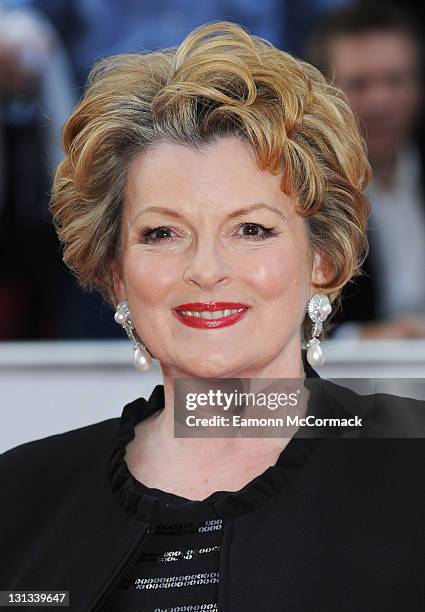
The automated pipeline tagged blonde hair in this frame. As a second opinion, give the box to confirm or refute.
[50,21,371,341]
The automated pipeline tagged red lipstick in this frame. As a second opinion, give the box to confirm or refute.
[172,302,250,329]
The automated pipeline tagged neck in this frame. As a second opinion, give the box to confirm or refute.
[148,341,308,457]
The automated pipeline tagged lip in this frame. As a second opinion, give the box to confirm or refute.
[172,302,250,329]
[174,302,250,311]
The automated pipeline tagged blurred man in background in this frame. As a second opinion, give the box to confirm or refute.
[310,1,425,338]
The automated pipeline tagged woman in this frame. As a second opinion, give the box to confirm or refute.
[1,21,424,612]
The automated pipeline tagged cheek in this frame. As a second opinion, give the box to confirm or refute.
[241,243,310,301]
[124,251,178,306]
[398,89,419,117]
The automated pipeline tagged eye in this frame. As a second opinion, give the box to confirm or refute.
[236,222,277,240]
[139,226,176,243]
[139,222,277,244]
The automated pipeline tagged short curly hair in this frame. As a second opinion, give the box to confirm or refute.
[50,21,371,343]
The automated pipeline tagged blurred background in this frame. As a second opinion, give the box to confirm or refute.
[1,0,425,342]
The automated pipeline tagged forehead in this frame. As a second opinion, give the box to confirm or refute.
[124,136,291,216]
[328,30,419,78]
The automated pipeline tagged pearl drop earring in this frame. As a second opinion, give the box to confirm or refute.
[305,293,332,368]
[114,300,153,371]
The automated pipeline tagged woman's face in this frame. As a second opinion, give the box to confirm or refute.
[113,136,326,378]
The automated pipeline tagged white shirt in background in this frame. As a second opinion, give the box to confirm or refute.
[333,143,425,339]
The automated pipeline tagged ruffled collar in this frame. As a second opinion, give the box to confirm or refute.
[109,350,323,523]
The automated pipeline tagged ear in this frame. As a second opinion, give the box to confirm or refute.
[111,259,126,304]
[310,250,328,290]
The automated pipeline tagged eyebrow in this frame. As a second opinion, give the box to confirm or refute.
[131,203,286,224]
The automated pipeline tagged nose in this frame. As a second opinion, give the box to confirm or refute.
[183,235,232,291]
[363,81,397,116]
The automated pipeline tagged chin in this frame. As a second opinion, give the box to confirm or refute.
[182,354,247,379]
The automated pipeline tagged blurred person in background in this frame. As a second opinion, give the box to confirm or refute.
[309,0,425,339]
[0,3,78,339]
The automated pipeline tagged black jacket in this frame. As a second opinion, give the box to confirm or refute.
[1,354,425,611]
